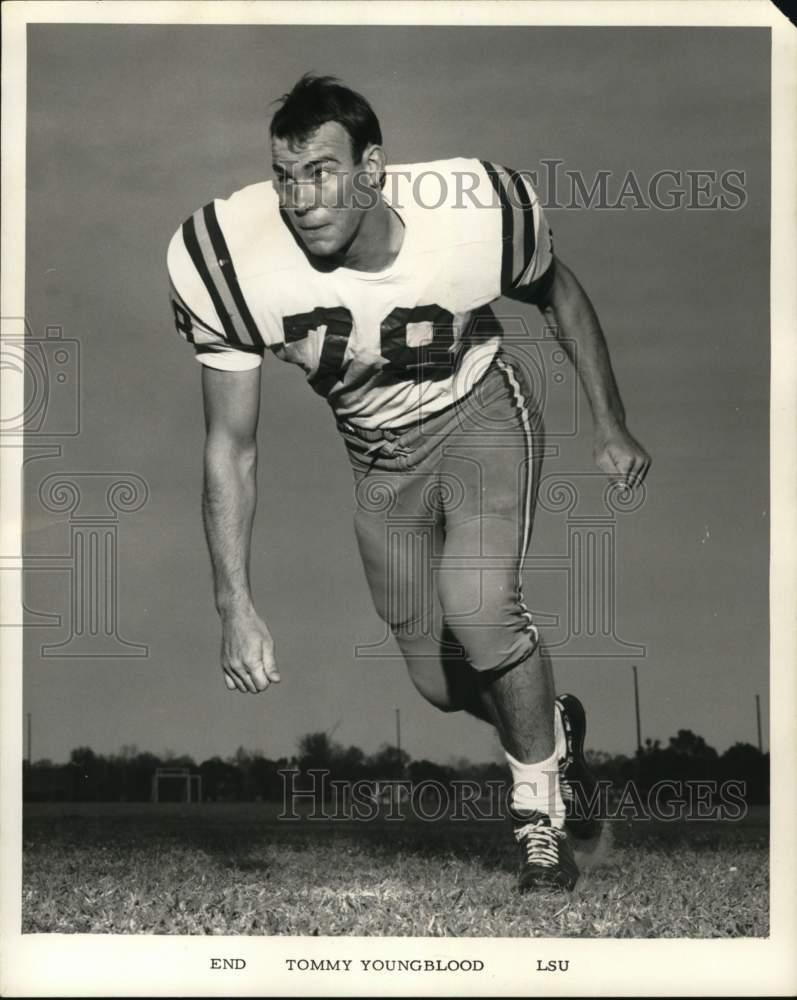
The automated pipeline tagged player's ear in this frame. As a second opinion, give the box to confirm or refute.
[361,143,386,190]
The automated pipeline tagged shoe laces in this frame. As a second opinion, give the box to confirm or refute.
[514,820,564,868]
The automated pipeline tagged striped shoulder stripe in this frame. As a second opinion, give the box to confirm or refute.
[480,161,538,291]
[202,203,264,347]
[506,167,536,282]
[480,160,514,291]
[180,203,264,348]
[181,212,240,345]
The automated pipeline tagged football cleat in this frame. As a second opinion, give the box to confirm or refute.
[556,693,602,840]
[512,809,579,892]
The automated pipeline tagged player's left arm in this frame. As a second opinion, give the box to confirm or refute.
[485,161,650,488]
[519,256,651,488]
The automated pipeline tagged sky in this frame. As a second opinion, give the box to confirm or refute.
[22,25,770,766]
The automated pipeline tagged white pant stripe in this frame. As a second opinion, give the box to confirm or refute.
[495,357,538,641]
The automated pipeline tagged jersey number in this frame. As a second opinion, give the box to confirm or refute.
[282,304,456,393]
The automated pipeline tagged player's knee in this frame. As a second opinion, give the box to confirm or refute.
[437,577,539,673]
[443,612,539,674]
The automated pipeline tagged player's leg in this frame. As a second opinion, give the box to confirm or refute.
[348,360,590,884]
[436,356,551,753]
[351,459,467,713]
[436,507,563,807]
[352,456,502,720]
[347,359,559,756]
[430,510,599,843]
[349,357,555,747]
[479,644,555,760]
[437,357,578,889]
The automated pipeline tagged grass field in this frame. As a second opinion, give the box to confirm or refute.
[22,802,768,937]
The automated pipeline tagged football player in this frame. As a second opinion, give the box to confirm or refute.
[167,75,651,891]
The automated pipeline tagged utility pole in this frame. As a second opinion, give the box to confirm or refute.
[395,708,401,755]
[755,694,763,752]
[632,666,642,752]
[26,712,32,766]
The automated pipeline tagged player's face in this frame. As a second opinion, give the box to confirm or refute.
[272,121,374,258]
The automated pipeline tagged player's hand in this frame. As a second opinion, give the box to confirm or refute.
[219,607,280,694]
[593,422,651,490]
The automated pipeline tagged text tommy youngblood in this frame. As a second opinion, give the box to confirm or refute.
[284,958,485,973]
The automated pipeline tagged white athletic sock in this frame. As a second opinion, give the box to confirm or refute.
[505,747,566,828]
[554,701,567,762]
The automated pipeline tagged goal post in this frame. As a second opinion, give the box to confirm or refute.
[151,766,202,803]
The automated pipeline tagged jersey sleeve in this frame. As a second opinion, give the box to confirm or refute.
[479,160,555,303]
[166,203,266,372]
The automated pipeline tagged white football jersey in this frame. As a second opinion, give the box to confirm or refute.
[167,157,553,430]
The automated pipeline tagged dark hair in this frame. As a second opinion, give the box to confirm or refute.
[269,74,382,162]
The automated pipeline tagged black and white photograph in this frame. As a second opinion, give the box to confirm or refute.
[1,1,795,996]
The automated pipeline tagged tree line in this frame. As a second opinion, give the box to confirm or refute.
[22,729,768,804]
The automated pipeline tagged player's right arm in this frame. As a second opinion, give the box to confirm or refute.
[201,366,279,694]
[167,205,276,694]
